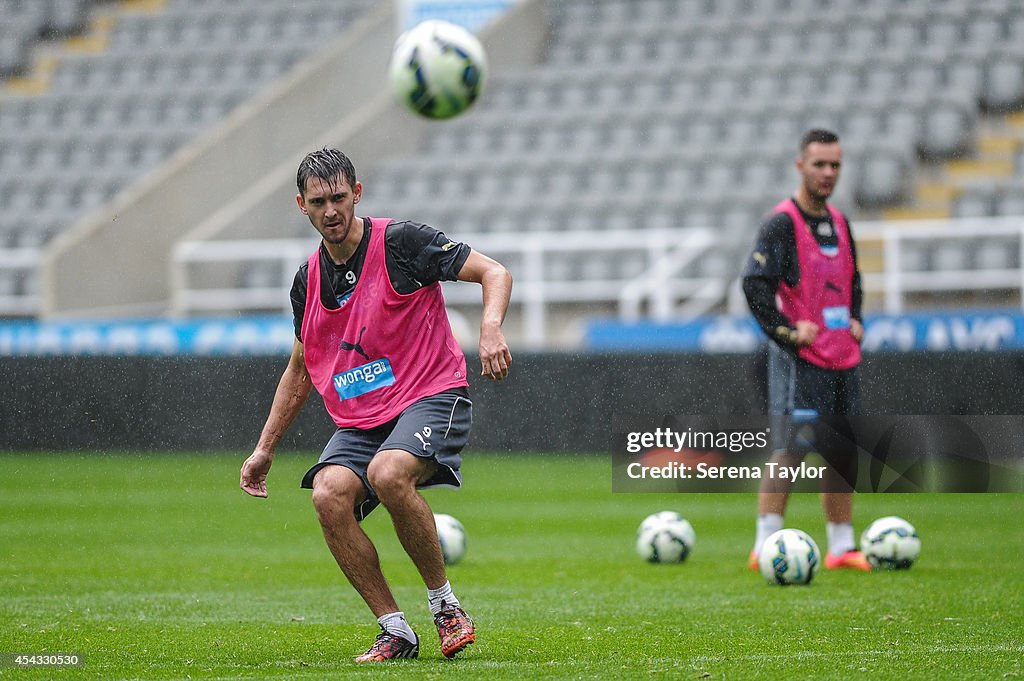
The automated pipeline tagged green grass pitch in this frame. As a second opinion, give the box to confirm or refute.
[1,452,1022,680]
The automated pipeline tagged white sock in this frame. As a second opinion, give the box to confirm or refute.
[377,612,416,643]
[826,522,856,555]
[753,513,784,556]
[427,581,460,616]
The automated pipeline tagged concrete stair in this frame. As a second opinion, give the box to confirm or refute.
[881,113,1024,223]
[854,111,1024,310]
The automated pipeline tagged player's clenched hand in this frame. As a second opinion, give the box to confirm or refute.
[479,324,512,381]
[240,449,273,498]
[850,318,864,344]
[794,320,819,347]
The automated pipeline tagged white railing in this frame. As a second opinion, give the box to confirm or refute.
[172,218,1024,347]
[171,228,724,347]
[856,217,1024,313]
[170,238,319,315]
[4,217,1023,343]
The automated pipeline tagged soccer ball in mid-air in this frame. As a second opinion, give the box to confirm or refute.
[758,528,821,585]
[434,513,467,565]
[388,20,487,119]
[635,511,696,563]
[861,516,921,570]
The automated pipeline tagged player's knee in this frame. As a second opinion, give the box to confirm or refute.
[366,453,418,503]
[311,466,362,515]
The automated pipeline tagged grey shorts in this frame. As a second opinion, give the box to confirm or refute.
[301,390,472,521]
[767,342,860,458]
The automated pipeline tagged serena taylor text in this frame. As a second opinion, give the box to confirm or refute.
[626,461,827,480]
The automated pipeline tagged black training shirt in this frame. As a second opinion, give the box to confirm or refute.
[742,201,863,350]
[291,218,471,341]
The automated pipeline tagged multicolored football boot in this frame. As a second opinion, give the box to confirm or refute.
[824,550,872,571]
[354,627,419,663]
[434,602,475,659]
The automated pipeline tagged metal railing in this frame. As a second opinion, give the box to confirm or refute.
[4,217,1023,346]
[170,227,724,347]
[859,217,1024,313]
[724,216,1024,315]
[170,238,318,315]
[171,217,1024,347]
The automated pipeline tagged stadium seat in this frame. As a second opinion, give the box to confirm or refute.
[2,0,1022,319]
[920,97,976,159]
[0,271,17,297]
[945,55,987,99]
[1008,14,1024,46]
[903,60,946,97]
[47,0,90,36]
[983,52,1024,110]
[853,145,912,207]
[975,237,1019,269]
[954,186,999,218]
[882,106,923,143]
[933,241,970,271]
[0,0,377,265]
[924,18,964,50]
[0,26,31,76]
[899,242,931,272]
[995,188,1024,217]
[964,15,1005,51]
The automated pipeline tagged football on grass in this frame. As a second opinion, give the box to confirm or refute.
[759,528,821,585]
[861,516,921,570]
[635,511,696,563]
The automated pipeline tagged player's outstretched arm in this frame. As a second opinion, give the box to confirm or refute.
[457,250,513,381]
[240,339,313,497]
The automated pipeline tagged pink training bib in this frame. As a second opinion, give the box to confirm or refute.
[775,199,861,370]
[301,217,469,428]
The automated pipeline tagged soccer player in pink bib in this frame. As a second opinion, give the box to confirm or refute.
[742,130,871,572]
[240,148,513,661]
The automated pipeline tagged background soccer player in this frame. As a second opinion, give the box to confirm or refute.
[742,129,870,572]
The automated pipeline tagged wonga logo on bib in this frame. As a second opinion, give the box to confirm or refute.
[332,358,396,401]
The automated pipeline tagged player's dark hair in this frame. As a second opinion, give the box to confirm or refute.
[296,148,357,195]
[800,129,840,153]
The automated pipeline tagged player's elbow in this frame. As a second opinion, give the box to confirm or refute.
[489,262,512,290]
[472,257,512,292]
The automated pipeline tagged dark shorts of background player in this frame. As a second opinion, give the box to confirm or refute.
[301,389,473,521]
[767,342,860,461]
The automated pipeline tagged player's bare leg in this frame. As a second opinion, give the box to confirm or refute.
[821,484,870,571]
[367,450,448,588]
[311,465,420,661]
[821,489,853,524]
[758,451,804,515]
[368,449,476,658]
[312,465,400,614]
[750,452,801,568]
